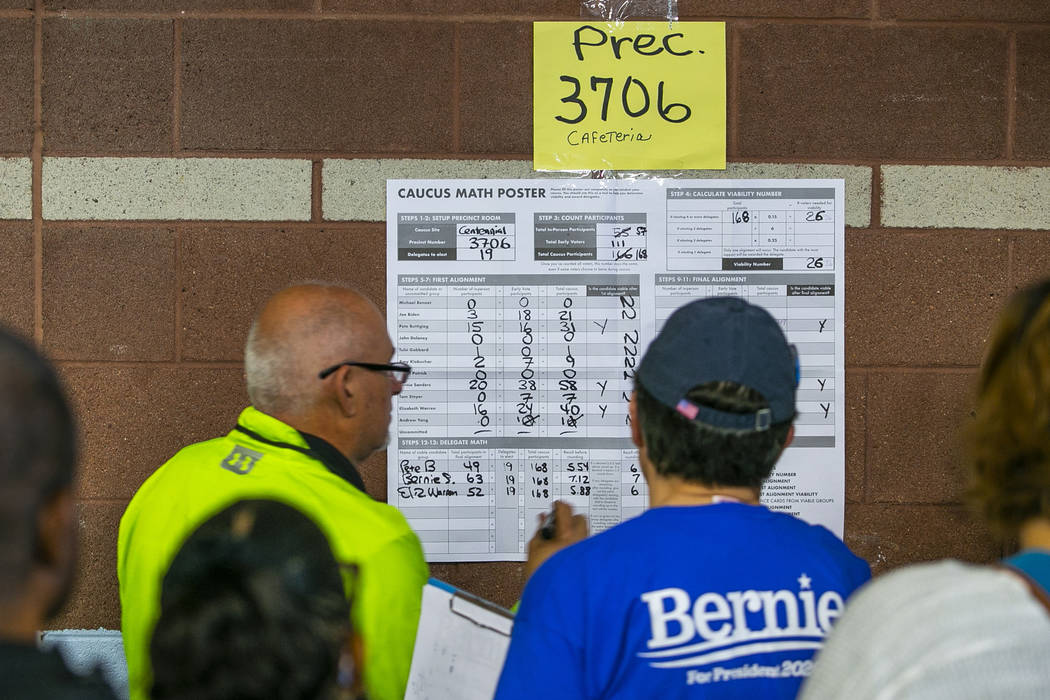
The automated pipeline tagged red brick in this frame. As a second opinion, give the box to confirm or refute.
[461,22,531,155]
[51,501,123,630]
[680,0,868,17]
[180,20,454,153]
[737,24,1008,160]
[357,449,389,502]
[1016,30,1050,161]
[1012,233,1050,293]
[325,0,579,14]
[0,223,33,340]
[42,19,173,154]
[42,226,176,361]
[0,19,33,153]
[430,562,524,609]
[845,504,999,575]
[46,0,309,9]
[180,225,386,361]
[880,0,1050,22]
[867,371,976,504]
[846,230,1009,366]
[845,369,865,503]
[62,366,245,500]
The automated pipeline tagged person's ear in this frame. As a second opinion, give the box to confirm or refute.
[629,392,643,448]
[35,488,75,570]
[333,366,358,419]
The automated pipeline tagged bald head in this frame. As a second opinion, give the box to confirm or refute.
[245,284,387,419]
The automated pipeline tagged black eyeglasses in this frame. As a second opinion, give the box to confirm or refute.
[318,361,412,384]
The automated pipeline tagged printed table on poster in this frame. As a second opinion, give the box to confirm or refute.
[386,179,845,562]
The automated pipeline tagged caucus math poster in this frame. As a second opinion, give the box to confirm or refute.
[387,178,844,562]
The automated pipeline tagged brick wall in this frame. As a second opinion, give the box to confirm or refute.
[0,1,1047,628]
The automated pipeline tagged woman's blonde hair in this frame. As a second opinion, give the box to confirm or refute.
[969,280,1050,538]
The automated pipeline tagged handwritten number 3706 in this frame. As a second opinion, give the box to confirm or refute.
[556,75,692,124]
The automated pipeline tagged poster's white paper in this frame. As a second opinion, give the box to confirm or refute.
[386,178,845,562]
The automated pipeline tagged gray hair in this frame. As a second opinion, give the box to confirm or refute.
[244,318,304,416]
[244,283,372,418]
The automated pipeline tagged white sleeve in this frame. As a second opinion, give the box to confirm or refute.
[801,560,1050,700]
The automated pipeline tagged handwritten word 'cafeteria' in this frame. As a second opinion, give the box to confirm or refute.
[567,129,653,146]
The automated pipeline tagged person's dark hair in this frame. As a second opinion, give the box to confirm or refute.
[150,499,354,700]
[0,327,76,596]
[969,280,1050,538]
[635,379,791,490]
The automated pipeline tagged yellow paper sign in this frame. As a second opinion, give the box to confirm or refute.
[533,21,726,171]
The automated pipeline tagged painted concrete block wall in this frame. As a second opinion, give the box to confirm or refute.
[40,630,128,699]
[0,1,1047,638]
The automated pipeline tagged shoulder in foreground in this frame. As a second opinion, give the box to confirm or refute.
[843,559,1027,618]
[862,558,997,589]
[803,559,1050,700]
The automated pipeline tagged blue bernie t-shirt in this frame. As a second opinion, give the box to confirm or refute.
[494,503,870,700]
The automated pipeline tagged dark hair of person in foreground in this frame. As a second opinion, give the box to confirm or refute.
[0,327,76,599]
[0,326,116,699]
[150,499,359,700]
[970,279,1050,538]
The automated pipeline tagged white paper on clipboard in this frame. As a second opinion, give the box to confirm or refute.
[405,578,515,700]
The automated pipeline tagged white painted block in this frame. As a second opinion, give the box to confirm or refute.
[323,159,871,227]
[0,158,32,220]
[42,157,312,221]
[883,165,1050,230]
[40,629,127,699]
[323,158,536,221]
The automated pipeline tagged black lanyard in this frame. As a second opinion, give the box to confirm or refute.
[232,424,369,494]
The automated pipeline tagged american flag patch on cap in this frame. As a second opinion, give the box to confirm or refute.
[676,399,699,420]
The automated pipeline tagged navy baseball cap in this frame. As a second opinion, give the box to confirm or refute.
[637,297,798,431]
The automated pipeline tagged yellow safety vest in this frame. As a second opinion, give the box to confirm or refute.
[118,407,428,700]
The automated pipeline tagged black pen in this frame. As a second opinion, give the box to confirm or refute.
[539,506,557,540]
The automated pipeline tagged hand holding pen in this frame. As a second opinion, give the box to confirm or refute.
[525,500,589,580]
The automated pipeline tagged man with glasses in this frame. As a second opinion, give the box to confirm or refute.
[118,284,427,700]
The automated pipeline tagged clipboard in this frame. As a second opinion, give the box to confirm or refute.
[404,578,515,700]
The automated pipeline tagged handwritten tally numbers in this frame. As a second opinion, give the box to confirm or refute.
[533,21,726,171]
